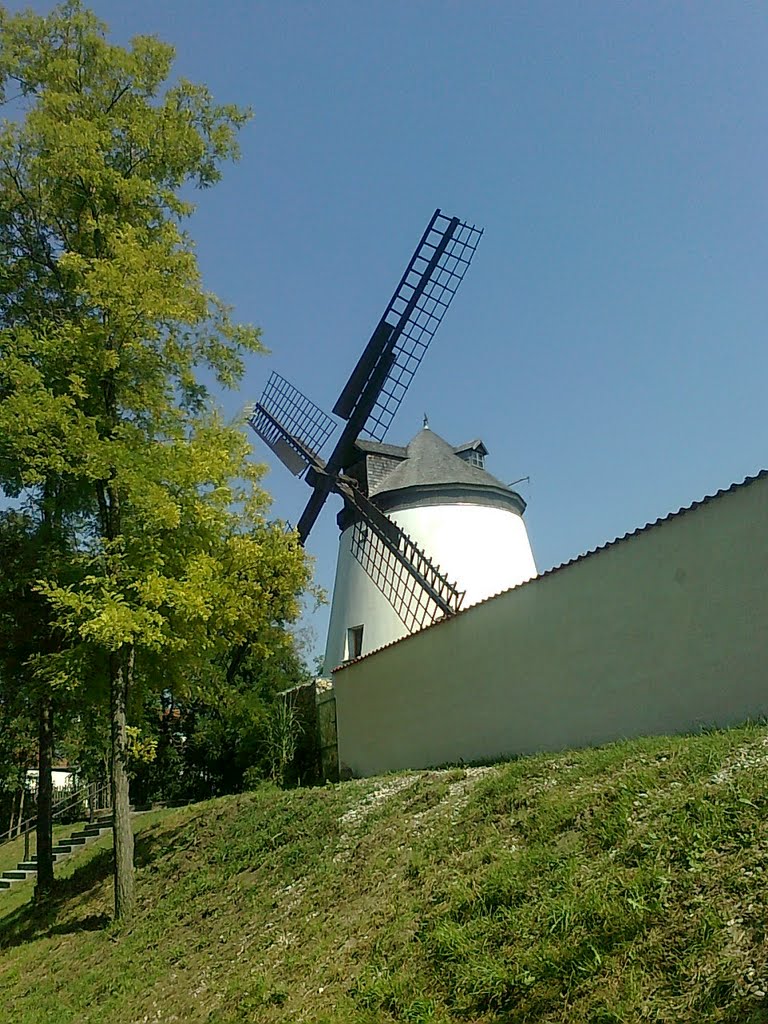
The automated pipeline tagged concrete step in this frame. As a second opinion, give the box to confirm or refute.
[2,816,120,895]
[3,802,158,896]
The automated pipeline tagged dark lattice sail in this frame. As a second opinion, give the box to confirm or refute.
[244,209,482,646]
[350,519,465,633]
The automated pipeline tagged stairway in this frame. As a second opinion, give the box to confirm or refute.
[0,814,114,891]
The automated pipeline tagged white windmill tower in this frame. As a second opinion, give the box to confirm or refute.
[323,425,536,668]
[242,209,536,675]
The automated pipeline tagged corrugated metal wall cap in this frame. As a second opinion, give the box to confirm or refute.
[332,467,768,674]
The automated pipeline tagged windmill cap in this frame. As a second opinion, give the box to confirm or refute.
[340,427,527,528]
[376,427,503,492]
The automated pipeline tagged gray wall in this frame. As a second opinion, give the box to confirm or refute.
[333,474,768,777]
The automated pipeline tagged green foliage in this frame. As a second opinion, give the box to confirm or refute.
[262,698,303,786]
[0,2,321,920]
[0,0,310,646]
[0,0,316,840]
[0,508,75,835]
[129,640,311,802]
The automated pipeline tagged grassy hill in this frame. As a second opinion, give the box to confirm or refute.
[2,723,768,1024]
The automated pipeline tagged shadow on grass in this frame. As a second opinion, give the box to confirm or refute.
[0,814,196,950]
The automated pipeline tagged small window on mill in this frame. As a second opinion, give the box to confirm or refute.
[458,449,485,469]
[346,625,364,661]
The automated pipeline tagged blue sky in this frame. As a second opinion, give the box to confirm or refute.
[13,1,768,657]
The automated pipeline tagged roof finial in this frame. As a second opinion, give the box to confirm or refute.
[423,413,430,429]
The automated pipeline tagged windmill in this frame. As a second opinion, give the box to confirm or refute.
[248,209,483,659]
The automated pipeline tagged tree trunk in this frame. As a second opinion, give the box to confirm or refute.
[16,784,26,838]
[7,789,17,838]
[35,697,55,898]
[111,645,135,921]
[98,382,136,921]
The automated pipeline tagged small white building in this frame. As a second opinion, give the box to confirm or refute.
[323,426,537,671]
[25,767,77,793]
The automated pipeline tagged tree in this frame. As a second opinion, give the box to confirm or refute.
[0,509,80,894]
[129,634,312,803]
[0,663,36,840]
[0,1,313,921]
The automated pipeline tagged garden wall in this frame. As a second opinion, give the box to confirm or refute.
[332,472,768,777]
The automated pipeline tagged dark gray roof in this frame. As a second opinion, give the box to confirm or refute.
[354,439,407,459]
[454,438,488,455]
[370,427,507,495]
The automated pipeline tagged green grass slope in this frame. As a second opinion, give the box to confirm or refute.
[2,723,768,1023]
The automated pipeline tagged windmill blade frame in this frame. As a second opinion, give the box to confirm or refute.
[248,401,317,478]
[334,476,465,631]
[295,209,482,543]
[251,371,336,468]
[333,209,483,443]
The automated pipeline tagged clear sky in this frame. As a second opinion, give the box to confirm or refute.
[12,1,768,657]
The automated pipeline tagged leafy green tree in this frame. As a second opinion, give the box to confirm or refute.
[128,635,311,803]
[0,670,36,839]
[0,509,81,892]
[0,1,313,921]
[0,516,42,824]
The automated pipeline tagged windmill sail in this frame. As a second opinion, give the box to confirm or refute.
[350,519,465,634]
[249,404,312,477]
[335,477,465,632]
[249,372,336,477]
[295,209,483,542]
[333,210,483,443]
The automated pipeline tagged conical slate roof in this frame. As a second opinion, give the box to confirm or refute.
[338,427,526,531]
[373,427,508,494]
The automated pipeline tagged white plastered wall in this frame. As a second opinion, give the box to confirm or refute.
[25,769,76,792]
[323,502,536,673]
[332,474,768,777]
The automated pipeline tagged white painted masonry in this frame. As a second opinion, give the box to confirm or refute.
[332,472,768,777]
[25,768,76,792]
[323,500,537,673]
